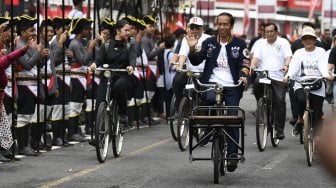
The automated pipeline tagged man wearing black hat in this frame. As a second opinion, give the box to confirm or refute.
[67,18,96,142]
[49,17,74,146]
[15,15,50,156]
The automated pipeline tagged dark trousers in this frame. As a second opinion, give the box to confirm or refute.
[206,87,241,155]
[223,87,240,155]
[289,87,298,120]
[172,72,188,110]
[295,89,324,128]
[96,75,133,116]
[254,79,286,132]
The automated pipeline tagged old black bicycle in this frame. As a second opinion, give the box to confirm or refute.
[176,70,203,151]
[94,65,128,163]
[188,78,245,184]
[290,77,324,166]
[254,69,280,152]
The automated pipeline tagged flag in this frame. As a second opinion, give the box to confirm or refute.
[243,0,250,35]
[308,0,320,22]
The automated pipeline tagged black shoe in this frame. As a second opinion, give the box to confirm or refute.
[53,138,63,146]
[120,115,128,125]
[18,147,38,156]
[0,154,12,162]
[3,154,20,161]
[289,117,298,126]
[275,131,285,140]
[292,122,303,136]
[62,140,74,147]
[68,134,86,142]
[227,153,238,172]
[30,142,44,151]
[44,133,53,151]
[85,128,92,135]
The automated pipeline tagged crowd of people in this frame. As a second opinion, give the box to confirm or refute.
[0,0,336,178]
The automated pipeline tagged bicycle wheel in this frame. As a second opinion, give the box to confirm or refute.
[212,135,220,184]
[177,97,190,151]
[303,111,314,166]
[95,102,110,163]
[169,94,178,141]
[256,98,267,151]
[111,100,123,158]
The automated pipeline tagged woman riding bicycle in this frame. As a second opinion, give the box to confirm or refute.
[284,26,333,135]
[89,19,136,124]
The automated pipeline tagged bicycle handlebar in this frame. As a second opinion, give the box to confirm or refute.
[289,77,324,85]
[191,78,242,93]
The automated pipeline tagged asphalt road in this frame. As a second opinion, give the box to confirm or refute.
[1,90,336,188]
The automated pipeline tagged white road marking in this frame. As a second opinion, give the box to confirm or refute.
[261,154,288,170]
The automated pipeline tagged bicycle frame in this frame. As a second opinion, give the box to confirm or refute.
[258,71,274,131]
[188,79,245,162]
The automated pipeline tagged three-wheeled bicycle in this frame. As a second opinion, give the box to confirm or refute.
[186,78,246,184]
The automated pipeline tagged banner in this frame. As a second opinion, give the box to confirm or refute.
[256,0,276,19]
[243,0,250,35]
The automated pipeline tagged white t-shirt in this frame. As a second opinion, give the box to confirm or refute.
[253,37,292,81]
[179,33,211,72]
[68,9,84,19]
[287,47,329,97]
[209,42,235,86]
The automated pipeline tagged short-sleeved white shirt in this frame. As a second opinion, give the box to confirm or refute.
[68,9,84,19]
[253,36,292,81]
[287,47,329,97]
[179,33,211,72]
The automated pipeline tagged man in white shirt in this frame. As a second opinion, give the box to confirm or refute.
[68,0,85,19]
[251,22,292,140]
[172,17,211,110]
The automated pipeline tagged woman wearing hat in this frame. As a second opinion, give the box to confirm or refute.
[284,26,333,135]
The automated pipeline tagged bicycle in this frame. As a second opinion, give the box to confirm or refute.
[290,77,324,166]
[176,69,203,151]
[254,69,280,152]
[188,78,245,184]
[94,64,128,163]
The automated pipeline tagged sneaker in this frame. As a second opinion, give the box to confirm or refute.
[227,153,238,172]
[292,122,303,136]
